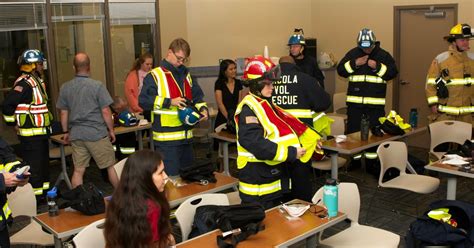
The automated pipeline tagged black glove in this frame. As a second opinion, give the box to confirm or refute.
[435,77,449,99]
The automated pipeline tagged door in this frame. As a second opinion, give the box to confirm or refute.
[394,5,457,148]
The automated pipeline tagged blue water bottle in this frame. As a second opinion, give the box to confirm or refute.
[323,178,338,218]
[409,108,418,128]
[47,187,59,216]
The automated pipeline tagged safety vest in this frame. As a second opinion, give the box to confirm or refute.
[149,67,206,142]
[0,161,20,222]
[425,46,474,115]
[3,74,51,137]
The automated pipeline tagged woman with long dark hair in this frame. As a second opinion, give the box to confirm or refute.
[214,59,244,129]
[124,53,153,119]
[104,150,174,248]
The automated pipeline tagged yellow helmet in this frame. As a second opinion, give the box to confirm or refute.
[444,23,473,42]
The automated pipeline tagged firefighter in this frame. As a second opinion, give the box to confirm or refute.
[0,137,30,247]
[288,28,326,88]
[139,38,208,176]
[271,55,331,201]
[426,23,474,124]
[236,56,321,209]
[337,28,398,169]
[2,49,52,198]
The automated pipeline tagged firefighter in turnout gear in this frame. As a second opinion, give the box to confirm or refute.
[337,28,398,169]
[425,23,474,124]
[139,38,208,176]
[2,49,52,198]
[288,28,326,88]
[0,137,30,247]
[236,56,322,209]
[272,56,330,201]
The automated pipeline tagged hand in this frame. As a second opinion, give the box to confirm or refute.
[296,147,306,159]
[63,133,70,144]
[17,172,30,186]
[317,141,323,150]
[171,97,186,108]
[3,172,26,187]
[109,130,116,143]
[368,59,377,69]
[167,234,176,246]
[199,109,209,122]
[355,55,369,66]
[431,105,438,114]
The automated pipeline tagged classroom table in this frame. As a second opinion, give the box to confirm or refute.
[50,123,153,189]
[425,161,474,200]
[209,131,236,176]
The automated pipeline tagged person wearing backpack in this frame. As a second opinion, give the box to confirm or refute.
[235,56,322,209]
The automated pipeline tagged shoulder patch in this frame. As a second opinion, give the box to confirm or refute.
[13,86,23,92]
[245,116,259,124]
[435,51,450,63]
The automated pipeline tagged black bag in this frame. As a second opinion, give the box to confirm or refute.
[179,160,216,184]
[225,109,236,134]
[406,200,474,248]
[380,119,405,136]
[61,183,105,215]
[188,203,266,247]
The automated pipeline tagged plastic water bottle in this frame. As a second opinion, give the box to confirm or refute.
[360,114,370,141]
[47,187,59,217]
[323,178,338,218]
[409,108,418,128]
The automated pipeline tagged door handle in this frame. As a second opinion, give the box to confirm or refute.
[400,80,410,85]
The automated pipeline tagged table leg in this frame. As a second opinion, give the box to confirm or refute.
[223,141,230,176]
[150,131,155,151]
[330,153,339,180]
[137,130,143,150]
[446,176,457,200]
[60,145,72,189]
[54,236,62,248]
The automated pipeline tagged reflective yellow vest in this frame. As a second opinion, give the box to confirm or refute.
[0,161,20,222]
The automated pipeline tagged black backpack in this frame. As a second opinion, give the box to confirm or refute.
[179,160,217,184]
[406,200,474,248]
[188,202,266,247]
[60,183,105,216]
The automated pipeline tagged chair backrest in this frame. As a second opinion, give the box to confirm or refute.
[175,193,229,241]
[330,115,345,136]
[429,120,472,154]
[73,218,106,248]
[377,141,408,184]
[312,182,361,223]
[214,123,226,133]
[332,92,347,114]
[114,158,127,180]
[8,183,36,217]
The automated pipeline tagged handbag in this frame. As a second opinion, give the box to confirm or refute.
[179,160,217,184]
[61,182,105,215]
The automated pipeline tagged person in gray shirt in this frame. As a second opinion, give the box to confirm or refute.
[56,52,119,188]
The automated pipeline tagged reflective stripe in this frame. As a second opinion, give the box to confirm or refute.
[0,202,12,221]
[43,182,50,190]
[120,147,136,154]
[15,103,48,114]
[195,102,207,110]
[427,77,474,86]
[377,63,387,77]
[33,188,43,195]
[285,109,313,118]
[427,96,439,105]
[346,95,385,105]
[348,75,386,84]
[438,105,474,115]
[239,180,281,196]
[153,130,193,141]
[312,112,326,122]
[4,161,21,172]
[364,152,378,159]
[18,127,48,136]
[353,154,363,160]
[153,109,178,115]
[3,115,15,123]
[112,145,117,152]
[344,61,354,73]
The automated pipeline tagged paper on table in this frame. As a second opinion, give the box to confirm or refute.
[442,154,469,166]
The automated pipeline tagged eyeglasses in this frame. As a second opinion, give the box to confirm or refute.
[173,51,189,63]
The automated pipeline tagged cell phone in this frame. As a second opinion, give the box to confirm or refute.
[15,165,30,179]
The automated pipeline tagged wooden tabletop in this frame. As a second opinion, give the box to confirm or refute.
[167,172,238,208]
[50,123,152,144]
[177,203,346,248]
[322,126,427,155]
[425,161,474,178]
[209,131,237,143]
[33,209,105,239]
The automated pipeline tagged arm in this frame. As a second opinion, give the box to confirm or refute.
[59,109,70,144]
[2,81,29,126]
[139,73,185,112]
[102,107,116,143]
[124,71,143,113]
[337,50,358,78]
[371,51,398,81]
[191,77,208,120]
[215,90,227,119]
[237,106,297,163]
[425,59,441,113]
[304,76,331,112]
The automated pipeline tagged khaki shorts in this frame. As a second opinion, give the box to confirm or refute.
[71,137,115,169]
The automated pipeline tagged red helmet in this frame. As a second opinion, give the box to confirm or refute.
[243,56,275,80]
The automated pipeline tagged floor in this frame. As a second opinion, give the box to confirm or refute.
[8,140,474,248]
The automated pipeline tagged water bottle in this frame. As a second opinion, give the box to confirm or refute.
[360,114,370,141]
[47,187,59,217]
[409,108,418,128]
[323,178,338,218]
